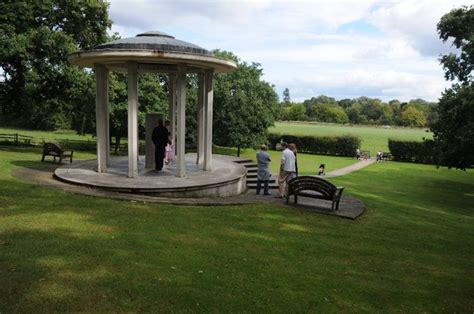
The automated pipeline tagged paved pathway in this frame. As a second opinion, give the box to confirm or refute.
[324,158,375,178]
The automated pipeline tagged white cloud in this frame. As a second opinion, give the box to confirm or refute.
[106,0,470,102]
[368,0,469,56]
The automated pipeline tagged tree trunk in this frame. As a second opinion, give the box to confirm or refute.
[115,135,120,155]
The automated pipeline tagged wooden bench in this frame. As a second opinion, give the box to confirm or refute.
[360,150,371,159]
[382,152,392,161]
[41,143,74,163]
[286,176,345,211]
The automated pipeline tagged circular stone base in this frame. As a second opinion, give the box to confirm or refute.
[54,154,247,198]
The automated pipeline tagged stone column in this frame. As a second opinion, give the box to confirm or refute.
[127,62,139,178]
[203,69,214,171]
[95,64,109,173]
[196,73,205,165]
[175,65,187,177]
[169,74,177,154]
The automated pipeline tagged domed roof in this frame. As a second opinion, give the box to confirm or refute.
[68,31,236,73]
[95,31,213,57]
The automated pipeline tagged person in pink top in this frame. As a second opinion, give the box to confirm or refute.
[164,140,174,165]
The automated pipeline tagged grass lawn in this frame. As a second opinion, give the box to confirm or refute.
[0,127,95,144]
[270,121,433,153]
[0,145,472,311]
[214,146,356,175]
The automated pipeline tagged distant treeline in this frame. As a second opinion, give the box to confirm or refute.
[279,95,437,127]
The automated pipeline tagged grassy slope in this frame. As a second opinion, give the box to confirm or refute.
[0,146,472,312]
[270,121,433,153]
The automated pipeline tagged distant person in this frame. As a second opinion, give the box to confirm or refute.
[376,151,383,162]
[152,119,169,171]
[277,142,296,198]
[256,144,271,195]
[356,148,361,160]
[288,143,298,178]
[318,163,326,176]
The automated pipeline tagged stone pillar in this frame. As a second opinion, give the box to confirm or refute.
[95,64,109,173]
[105,69,110,167]
[175,65,186,177]
[169,74,177,154]
[145,113,163,169]
[203,69,214,171]
[196,73,205,165]
[127,62,139,178]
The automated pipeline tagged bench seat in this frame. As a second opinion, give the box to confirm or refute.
[41,143,74,163]
[286,176,345,211]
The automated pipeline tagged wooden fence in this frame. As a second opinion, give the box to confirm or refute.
[0,133,34,145]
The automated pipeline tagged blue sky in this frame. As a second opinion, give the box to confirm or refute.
[108,0,470,102]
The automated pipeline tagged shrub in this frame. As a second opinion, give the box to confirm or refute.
[388,139,436,164]
[268,133,360,156]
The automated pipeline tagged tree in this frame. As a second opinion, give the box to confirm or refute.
[287,103,306,121]
[0,0,111,129]
[213,50,279,156]
[282,88,291,104]
[303,95,337,118]
[399,105,427,127]
[431,5,474,169]
[313,104,348,123]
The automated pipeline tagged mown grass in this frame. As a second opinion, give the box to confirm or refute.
[0,146,473,312]
[270,121,433,153]
[0,126,95,143]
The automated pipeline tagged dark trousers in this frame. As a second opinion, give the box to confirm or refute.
[155,146,165,170]
[256,180,269,195]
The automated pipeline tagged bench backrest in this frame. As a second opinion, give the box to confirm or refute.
[288,176,337,198]
[43,142,63,154]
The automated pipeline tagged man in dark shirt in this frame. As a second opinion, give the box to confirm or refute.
[152,119,169,171]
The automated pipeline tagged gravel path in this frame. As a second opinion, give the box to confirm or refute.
[323,158,376,178]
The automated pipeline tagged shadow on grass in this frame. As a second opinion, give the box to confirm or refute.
[0,145,43,154]
[10,160,62,173]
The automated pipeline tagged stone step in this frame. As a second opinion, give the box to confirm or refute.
[247,168,257,173]
[243,164,258,168]
[246,178,276,184]
[233,159,254,164]
[247,184,278,190]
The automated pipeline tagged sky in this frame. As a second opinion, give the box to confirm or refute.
[107,0,470,102]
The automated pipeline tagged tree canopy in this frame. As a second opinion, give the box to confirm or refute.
[281,94,435,127]
[212,50,279,155]
[0,0,111,129]
[431,5,474,169]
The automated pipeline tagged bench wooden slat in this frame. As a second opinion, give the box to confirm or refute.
[286,176,344,211]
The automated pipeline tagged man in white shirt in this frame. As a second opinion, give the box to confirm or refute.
[277,142,296,198]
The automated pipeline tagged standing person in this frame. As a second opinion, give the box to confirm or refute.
[288,143,298,178]
[256,144,271,195]
[152,119,169,171]
[356,148,361,160]
[276,142,296,198]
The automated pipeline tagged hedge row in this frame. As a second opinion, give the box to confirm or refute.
[388,139,436,164]
[267,133,360,156]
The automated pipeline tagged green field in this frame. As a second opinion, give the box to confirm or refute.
[0,146,472,312]
[270,122,432,153]
[0,127,95,144]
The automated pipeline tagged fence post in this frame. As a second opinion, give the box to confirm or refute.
[14,133,18,145]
